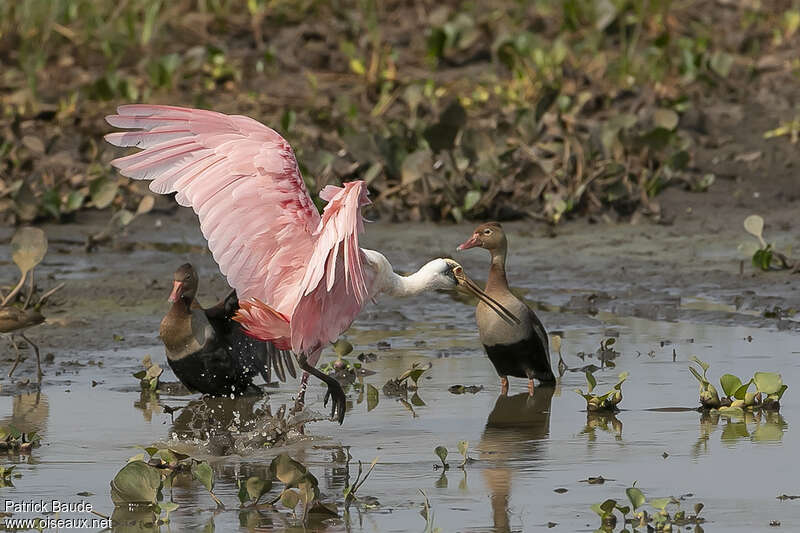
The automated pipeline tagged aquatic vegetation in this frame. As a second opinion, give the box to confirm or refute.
[591,483,705,532]
[0,425,40,453]
[343,456,379,510]
[85,194,155,251]
[575,371,628,413]
[689,356,788,413]
[433,445,449,470]
[111,446,223,511]
[133,355,163,392]
[741,215,795,272]
[0,465,21,487]
[383,361,432,397]
[576,337,620,368]
[447,384,484,394]
[419,489,442,533]
[433,441,474,471]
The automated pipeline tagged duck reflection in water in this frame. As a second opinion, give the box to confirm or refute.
[479,387,555,532]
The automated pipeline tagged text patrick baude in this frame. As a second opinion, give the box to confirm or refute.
[4,499,93,513]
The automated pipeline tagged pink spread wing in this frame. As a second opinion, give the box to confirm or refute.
[290,181,372,353]
[105,105,318,311]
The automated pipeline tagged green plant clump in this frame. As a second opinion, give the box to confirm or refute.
[591,482,706,532]
[689,356,788,414]
[575,371,628,413]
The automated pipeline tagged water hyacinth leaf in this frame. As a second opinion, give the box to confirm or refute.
[648,497,671,511]
[191,461,214,492]
[159,501,178,520]
[604,338,616,347]
[90,177,119,209]
[585,371,597,393]
[773,384,788,400]
[600,499,617,514]
[733,379,753,400]
[590,503,606,516]
[11,227,48,275]
[110,461,162,506]
[653,109,679,131]
[333,338,353,357]
[434,446,448,465]
[457,440,468,458]
[720,374,742,398]
[690,356,709,373]
[551,335,562,353]
[280,488,300,510]
[366,384,379,412]
[615,372,629,389]
[743,215,766,246]
[65,191,86,212]
[753,372,783,395]
[401,150,433,186]
[271,453,308,487]
[626,487,645,510]
[689,367,707,385]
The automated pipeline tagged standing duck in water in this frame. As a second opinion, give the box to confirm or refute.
[458,223,556,395]
[160,263,295,396]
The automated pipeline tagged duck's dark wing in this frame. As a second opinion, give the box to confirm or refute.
[525,306,556,383]
[206,290,297,383]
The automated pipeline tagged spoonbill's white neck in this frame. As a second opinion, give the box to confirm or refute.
[363,250,453,298]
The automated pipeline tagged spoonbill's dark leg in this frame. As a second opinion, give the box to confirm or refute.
[500,376,509,395]
[295,371,310,406]
[296,354,347,424]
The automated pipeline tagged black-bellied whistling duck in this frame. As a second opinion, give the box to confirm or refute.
[159,263,296,396]
[1,307,45,382]
[458,222,556,395]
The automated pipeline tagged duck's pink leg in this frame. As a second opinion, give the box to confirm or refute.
[500,376,509,395]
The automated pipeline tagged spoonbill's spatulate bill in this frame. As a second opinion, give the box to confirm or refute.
[160,263,296,396]
[458,222,556,395]
[105,105,515,423]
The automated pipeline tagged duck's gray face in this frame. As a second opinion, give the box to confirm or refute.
[169,263,198,303]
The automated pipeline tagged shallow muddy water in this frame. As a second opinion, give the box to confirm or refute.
[1,216,799,531]
[2,304,799,531]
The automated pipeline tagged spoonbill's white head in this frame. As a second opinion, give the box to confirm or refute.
[420,258,520,326]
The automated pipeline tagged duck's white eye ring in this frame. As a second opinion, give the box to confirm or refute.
[483,229,491,235]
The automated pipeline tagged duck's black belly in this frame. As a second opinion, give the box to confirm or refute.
[484,338,555,382]
[167,329,264,396]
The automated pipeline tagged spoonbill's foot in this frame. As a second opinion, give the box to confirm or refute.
[527,378,534,397]
[500,376,509,395]
[297,354,347,424]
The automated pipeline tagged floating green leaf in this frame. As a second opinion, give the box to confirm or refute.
[191,461,214,492]
[110,461,162,506]
[753,372,783,395]
[366,384,379,412]
[626,486,645,510]
[719,374,742,398]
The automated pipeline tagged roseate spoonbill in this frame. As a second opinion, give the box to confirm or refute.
[1,306,45,382]
[160,263,296,396]
[105,105,516,423]
[458,222,555,395]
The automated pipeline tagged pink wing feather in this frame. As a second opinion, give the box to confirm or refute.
[106,105,372,354]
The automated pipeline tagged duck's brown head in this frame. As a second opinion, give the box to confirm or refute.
[457,222,506,252]
[169,263,198,303]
